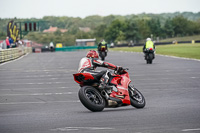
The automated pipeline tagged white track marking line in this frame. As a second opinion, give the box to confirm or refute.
[0,82,67,85]
[111,51,200,62]
[182,128,200,132]
[190,77,199,79]
[0,92,75,96]
[0,100,80,105]
[158,54,200,62]
[0,86,69,90]
[51,127,114,131]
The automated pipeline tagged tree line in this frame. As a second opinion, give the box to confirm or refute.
[0,12,200,45]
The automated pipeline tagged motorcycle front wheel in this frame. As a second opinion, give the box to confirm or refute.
[78,86,105,112]
[128,86,146,108]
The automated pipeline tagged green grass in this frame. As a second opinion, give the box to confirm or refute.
[159,35,200,42]
[111,43,200,59]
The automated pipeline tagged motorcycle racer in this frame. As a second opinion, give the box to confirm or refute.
[98,40,108,60]
[98,40,108,54]
[78,50,122,88]
[143,38,155,59]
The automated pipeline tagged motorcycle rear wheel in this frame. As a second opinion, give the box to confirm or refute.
[147,53,153,64]
[128,86,146,108]
[78,86,105,112]
[147,59,152,64]
[101,52,105,61]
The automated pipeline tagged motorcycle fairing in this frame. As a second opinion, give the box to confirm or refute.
[73,73,94,85]
[101,45,106,51]
[146,48,154,53]
[109,72,131,105]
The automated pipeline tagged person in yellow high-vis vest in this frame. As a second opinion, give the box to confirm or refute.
[98,40,108,60]
[143,38,155,59]
[98,40,108,53]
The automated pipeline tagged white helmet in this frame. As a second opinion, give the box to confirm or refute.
[146,38,151,41]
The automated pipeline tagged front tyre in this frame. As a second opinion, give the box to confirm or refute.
[78,86,105,112]
[128,86,145,108]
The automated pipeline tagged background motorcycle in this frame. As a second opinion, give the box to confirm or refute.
[98,46,107,60]
[145,48,155,64]
[73,68,145,112]
[49,46,54,52]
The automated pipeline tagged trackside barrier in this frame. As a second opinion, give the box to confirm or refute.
[0,47,32,63]
[55,46,98,52]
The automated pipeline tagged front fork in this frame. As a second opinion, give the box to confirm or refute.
[128,85,137,96]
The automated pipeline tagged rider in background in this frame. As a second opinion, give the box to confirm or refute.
[78,50,122,89]
[143,38,155,59]
[49,42,54,52]
[98,40,108,56]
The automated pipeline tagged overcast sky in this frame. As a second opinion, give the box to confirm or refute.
[0,0,199,18]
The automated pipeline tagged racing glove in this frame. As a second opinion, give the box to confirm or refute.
[115,66,123,74]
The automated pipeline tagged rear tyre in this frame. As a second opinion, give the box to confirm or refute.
[149,53,153,64]
[101,52,105,61]
[146,54,149,64]
[128,86,145,108]
[78,86,105,112]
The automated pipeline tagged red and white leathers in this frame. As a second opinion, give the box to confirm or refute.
[78,57,117,73]
[78,56,123,88]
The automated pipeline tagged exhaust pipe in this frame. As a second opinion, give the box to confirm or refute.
[101,90,109,100]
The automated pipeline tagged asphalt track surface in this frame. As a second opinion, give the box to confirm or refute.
[0,51,200,133]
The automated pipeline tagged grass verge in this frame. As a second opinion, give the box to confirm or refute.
[110,43,200,60]
[159,35,200,42]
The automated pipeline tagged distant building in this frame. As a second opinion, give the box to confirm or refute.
[76,39,96,46]
[79,27,91,32]
[60,29,68,33]
[43,26,67,33]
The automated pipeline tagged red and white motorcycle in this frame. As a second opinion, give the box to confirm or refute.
[73,68,145,112]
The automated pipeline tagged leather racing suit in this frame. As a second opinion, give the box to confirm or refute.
[78,57,117,84]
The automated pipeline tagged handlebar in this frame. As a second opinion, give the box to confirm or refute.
[124,68,129,70]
